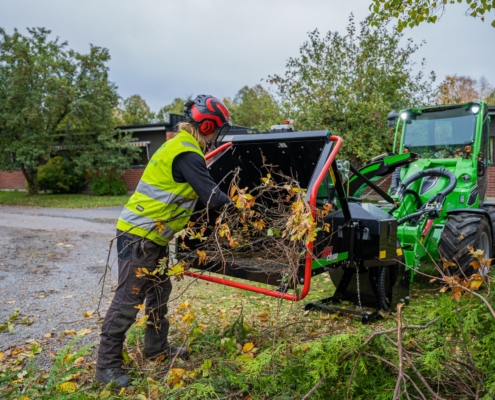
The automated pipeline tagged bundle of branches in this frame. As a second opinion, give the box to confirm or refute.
[172,163,333,289]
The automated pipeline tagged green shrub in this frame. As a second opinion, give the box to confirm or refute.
[89,174,127,196]
[38,156,83,194]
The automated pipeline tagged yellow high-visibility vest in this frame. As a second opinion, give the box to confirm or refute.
[116,130,204,245]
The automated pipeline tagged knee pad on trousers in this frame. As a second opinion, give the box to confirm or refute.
[107,305,139,338]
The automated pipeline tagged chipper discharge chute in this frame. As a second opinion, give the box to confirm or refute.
[175,130,409,322]
[345,101,495,280]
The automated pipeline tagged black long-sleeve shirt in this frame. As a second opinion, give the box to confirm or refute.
[172,151,230,210]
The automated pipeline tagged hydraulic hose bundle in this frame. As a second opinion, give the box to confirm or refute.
[395,168,457,225]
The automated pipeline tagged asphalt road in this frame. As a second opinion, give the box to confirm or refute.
[0,205,122,359]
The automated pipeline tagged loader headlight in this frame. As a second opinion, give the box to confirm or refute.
[400,111,409,121]
[469,103,481,114]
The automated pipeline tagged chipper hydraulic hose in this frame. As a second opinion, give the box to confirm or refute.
[395,168,457,225]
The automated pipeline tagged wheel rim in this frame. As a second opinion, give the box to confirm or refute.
[478,231,491,276]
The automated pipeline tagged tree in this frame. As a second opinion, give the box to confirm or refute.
[369,0,495,31]
[155,96,191,122]
[118,94,155,125]
[224,85,283,132]
[269,15,437,166]
[0,28,137,194]
[437,75,495,104]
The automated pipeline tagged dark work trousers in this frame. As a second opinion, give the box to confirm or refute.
[97,230,173,369]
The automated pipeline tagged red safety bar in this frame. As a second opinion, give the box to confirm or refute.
[184,135,344,301]
[206,142,234,159]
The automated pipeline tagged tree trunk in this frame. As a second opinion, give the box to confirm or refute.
[20,164,39,195]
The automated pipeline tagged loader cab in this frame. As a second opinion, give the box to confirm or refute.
[399,103,482,159]
[396,102,487,162]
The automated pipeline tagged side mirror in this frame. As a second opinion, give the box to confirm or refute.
[387,110,399,128]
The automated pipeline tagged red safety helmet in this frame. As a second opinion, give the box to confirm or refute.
[184,95,232,146]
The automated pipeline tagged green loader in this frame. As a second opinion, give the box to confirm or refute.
[347,101,494,279]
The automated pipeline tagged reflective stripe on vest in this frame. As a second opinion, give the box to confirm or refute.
[116,130,204,245]
[135,181,198,210]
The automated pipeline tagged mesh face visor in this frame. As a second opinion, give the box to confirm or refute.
[215,123,232,147]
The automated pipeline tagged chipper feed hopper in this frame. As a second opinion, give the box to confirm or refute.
[176,130,409,322]
[346,101,494,280]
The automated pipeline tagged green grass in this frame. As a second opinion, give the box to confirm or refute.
[0,190,129,208]
[1,266,494,399]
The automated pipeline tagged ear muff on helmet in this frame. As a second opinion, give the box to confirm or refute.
[199,119,216,135]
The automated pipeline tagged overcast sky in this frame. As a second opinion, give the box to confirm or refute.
[3,0,495,112]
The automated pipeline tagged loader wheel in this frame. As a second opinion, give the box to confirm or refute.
[438,213,492,276]
[483,205,495,253]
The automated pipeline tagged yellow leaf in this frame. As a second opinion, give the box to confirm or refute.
[179,241,190,250]
[468,246,485,261]
[0,352,3,360]
[258,312,269,320]
[168,368,186,384]
[43,333,53,338]
[218,223,231,238]
[136,315,148,327]
[196,250,207,265]
[134,304,146,310]
[178,301,190,310]
[467,273,484,291]
[242,342,254,352]
[135,268,146,278]
[182,312,195,326]
[57,381,77,393]
[119,387,126,396]
[63,330,77,335]
[83,311,94,318]
[73,357,85,365]
[440,257,456,270]
[142,268,150,275]
[99,390,112,399]
[155,221,165,233]
[167,263,185,281]
[77,328,92,337]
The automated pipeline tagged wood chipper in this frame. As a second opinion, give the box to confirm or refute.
[174,130,409,323]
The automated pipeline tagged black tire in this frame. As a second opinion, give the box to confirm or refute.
[483,205,495,252]
[438,213,492,276]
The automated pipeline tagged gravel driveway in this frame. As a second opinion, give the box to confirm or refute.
[0,206,122,360]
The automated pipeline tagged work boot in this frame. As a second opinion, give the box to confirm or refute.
[148,346,190,361]
[95,367,130,389]
[165,346,190,360]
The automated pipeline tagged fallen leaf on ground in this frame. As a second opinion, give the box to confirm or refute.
[242,342,254,352]
[83,311,94,318]
[77,328,92,337]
